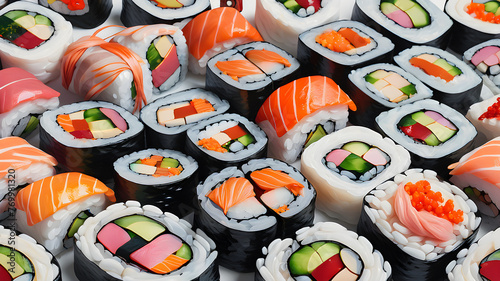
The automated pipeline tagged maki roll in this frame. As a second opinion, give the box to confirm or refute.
[181,7,263,75]
[39,0,112,28]
[39,101,145,185]
[140,88,229,150]
[0,137,57,221]
[463,39,500,92]
[445,0,500,55]
[0,1,72,83]
[301,126,411,224]
[0,67,60,138]
[375,99,477,178]
[0,225,61,281]
[120,0,210,27]
[15,172,116,255]
[113,148,199,217]
[447,227,500,281]
[351,0,453,52]
[74,201,219,280]
[111,24,188,95]
[205,41,300,119]
[394,46,482,115]
[255,75,356,164]
[466,95,500,142]
[254,0,341,55]
[297,20,394,88]
[256,222,392,281]
[449,137,500,217]
[358,169,481,281]
[185,113,267,178]
[347,63,433,129]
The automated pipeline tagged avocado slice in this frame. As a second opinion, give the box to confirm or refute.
[405,3,430,28]
[365,74,379,84]
[237,134,254,147]
[398,114,417,127]
[84,108,107,122]
[35,14,52,26]
[342,141,370,156]
[423,132,440,146]
[411,111,435,126]
[284,0,302,13]
[3,10,27,21]
[305,125,326,148]
[339,153,373,174]
[433,58,454,71]
[365,70,390,85]
[315,242,341,261]
[289,246,323,275]
[400,84,417,96]
[88,119,115,131]
[448,66,462,76]
[394,0,415,11]
[160,157,179,168]
[485,1,500,13]
[175,243,192,260]
[380,2,402,18]
[426,122,456,142]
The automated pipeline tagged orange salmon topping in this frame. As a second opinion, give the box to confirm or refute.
[409,57,455,82]
[207,177,256,214]
[198,138,227,153]
[315,30,355,53]
[337,28,371,48]
[190,99,215,113]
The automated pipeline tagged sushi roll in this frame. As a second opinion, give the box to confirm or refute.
[61,31,153,113]
[0,137,57,221]
[448,137,500,217]
[466,95,500,142]
[120,0,210,27]
[394,46,482,115]
[74,201,219,280]
[181,7,263,75]
[301,126,411,224]
[113,148,199,217]
[0,67,60,138]
[463,39,500,92]
[255,222,392,281]
[0,1,73,83]
[347,63,433,129]
[140,88,230,151]
[351,0,453,52]
[358,168,481,281]
[256,75,357,164]
[375,99,477,179]
[447,227,500,281]
[185,113,267,178]
[39,101,145,185]
[0,225,62,281]
[205,41,300,119]
[15,172,116,255]
[39,0,112,29]
[297,20,395,88]
[445,0,500,55]
[111,24,188,95]
[254,0,342,56]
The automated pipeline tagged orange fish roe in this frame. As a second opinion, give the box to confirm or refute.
[315,30,355,53]
[198,138,227,153]
[404,180,464,224]
[273,204,290,214]
[466,3,500,24]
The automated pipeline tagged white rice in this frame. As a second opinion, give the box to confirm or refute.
[446,0,500,34]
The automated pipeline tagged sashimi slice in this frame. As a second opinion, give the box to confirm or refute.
[97,223,131,254]
[337,28,371,48]
[409,57,454,82]
[245,49,291,72]
[250,168,304,196]
[207,177,256,214]
[326,149,351,166]
[150,254,188,274]
[130,234,182,270]
[99,107,127,132]
[385,9,414,28]
[215,60,263,81]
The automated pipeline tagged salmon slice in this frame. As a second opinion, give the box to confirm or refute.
[215,60,264,81]
[0,137,57,179]
[255,76,356,137]
[315,30,354,53]
[337,28,371,48]
[190,99,215,113]
[207,177,256,214]
[409,57,454,82]
[56,114,75,132]
[150,254,189,274]
[245,49,291,68]
[15,172,116,226]
[250,168,304,196]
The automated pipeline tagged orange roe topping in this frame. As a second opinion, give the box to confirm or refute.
[478,97,500,120]
[315,30,355,53]
[198,138,227,153]
[404,180,464,224]
[273,204,290,214]
[466,3,500,24]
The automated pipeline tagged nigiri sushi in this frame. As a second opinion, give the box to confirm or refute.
[15,172,116,255]
[255,75,356,163]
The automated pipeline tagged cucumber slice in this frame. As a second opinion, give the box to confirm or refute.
[339,153,373,174]
[160,157,179,168]
[485,1,500,13]
[175,243,192,260]
[237,134,255,147]
[400,84,417,96]
[147,42,162,70]
[3,10,28,21]
[284,0,301,13]
[83,108,106,122]
[35,14,52,26]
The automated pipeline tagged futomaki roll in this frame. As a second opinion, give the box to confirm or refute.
[297,20,394,88]
[0,67,60,138]
[256,75,356,164]
[351,0,453,52]
[0,225,62,281]
[394,46,482,115]
[301,126,411,225]
[120,0,209,27]
[347,63,433,129]
[445,0,500,55]
[466,95,500,142]
[113,148,198,217]
[140,88,229,150]
[375,99,477,178]
[463,39,500,92]
[39,0,112,28]
[39,101,145,185]
[205,41,300,119]
[185,113,267,178]
[254,0,341,55]
[358,169,480,281]
[74,201,219,280]
[0,1,72,83]
[256,222,392,281]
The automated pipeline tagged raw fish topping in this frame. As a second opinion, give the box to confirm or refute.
[149,0,194,8]
[0,10,54,49]
[478,97,500,120]
[207,177,256,215]
[157,98,215,127]
[56,108,127,139]
[480,249,500,280]
[315,28,374,55]
[324,142,390,182]
[97,215,192,274]
[198,123,255,153]
[470,45,500,75]
[380,0,430,28]
[365,69,417,102]
[409,53,462,82]
[130,155,183,177]
[466,1,500,24]
[0,245,34,281]
[288,241,364,281]
[146,35,180,88]
[398,110,457,146]
[278,0,321,16]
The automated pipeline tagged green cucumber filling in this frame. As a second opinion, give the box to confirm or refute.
[380,0,430,28]
[398,110,457,146]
